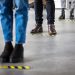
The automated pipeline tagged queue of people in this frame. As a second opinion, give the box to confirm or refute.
[0,0,75,63]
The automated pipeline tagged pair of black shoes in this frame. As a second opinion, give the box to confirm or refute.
[59,15,74,20]
[0,42,24,63]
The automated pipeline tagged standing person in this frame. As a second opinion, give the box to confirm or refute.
[59,0,74,20]
[68,0,75,19]
[30,0,57,35]
[0,0,28,63]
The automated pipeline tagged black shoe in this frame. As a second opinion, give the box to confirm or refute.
[48,24,57,35]
[0,42,13,63]
[31,24,43,34]
[59,15,65,20]
[70,15,74,20]
[10,44,24,63]
[70,8,74,20]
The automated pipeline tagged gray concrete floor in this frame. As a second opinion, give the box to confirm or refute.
[0,9,75,75]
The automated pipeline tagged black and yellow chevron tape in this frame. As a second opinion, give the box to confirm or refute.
[0,65,30,70]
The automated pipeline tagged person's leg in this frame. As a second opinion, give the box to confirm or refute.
[46,0,56,35]
[69,0,74,20]
[10,0,28,63]
[31,0,43,34]
[0,0,13,63]
[70,8,74,19]
[59,8,65,19]
[0,0,13,42]
[59,0,66,19]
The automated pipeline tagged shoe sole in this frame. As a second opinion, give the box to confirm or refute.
[0,58,10,63]
[49,32,57,36]
[31,31,43,34]
[10,58,24,63]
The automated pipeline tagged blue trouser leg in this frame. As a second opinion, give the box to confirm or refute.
[15,0,28,44]
[0,0,28,44]
[0,0,13,42]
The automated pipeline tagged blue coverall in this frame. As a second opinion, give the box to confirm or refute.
[0,0,28,44]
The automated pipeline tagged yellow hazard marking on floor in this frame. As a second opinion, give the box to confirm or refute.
[0,65,31,70]
[3,66,8,69]
[0,66,8,69]
[25,66,31,70]
[17,66,23,70]
[10,66,15,69]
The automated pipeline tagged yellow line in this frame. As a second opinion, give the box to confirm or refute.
[25,66,31,70]
[0,66,8,69]
[0,66,31,70]
[10,66,15,69]
[17,66,22,70]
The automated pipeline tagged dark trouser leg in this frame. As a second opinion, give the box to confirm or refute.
[30,0,43,34]
[61,8,65,16]
[70,8,74,20]
[46,0,55,24]
[35,0,43,24]
[46,0,56,35]
[59,8,65,19]
[59,0,66,19]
